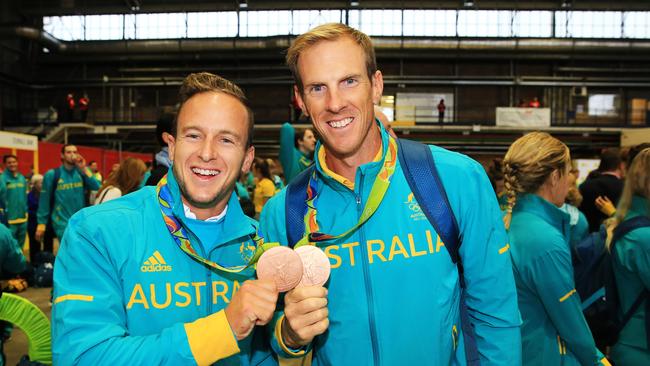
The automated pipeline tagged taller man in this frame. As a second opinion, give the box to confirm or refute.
[260,23,521,365]
[2,155,28,247]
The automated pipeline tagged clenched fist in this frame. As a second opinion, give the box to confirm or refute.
[224,279,279,340]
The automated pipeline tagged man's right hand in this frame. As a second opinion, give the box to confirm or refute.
[35,224,46,242]
[282,285,329,348]
[224,279,279,340]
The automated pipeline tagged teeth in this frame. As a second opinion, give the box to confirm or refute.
[192,168,220,176]
[328,117,353,128]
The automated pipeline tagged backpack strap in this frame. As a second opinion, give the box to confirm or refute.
[396,138,461,263]
[285,166,315,248]
[48,168,61,225]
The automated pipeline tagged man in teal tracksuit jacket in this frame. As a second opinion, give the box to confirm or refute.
[2,155,28,247]
[279,122,316,183]
[35,144,100,241]
[52,72,289,366]
[260,23,521,365]
[261,128,521,365]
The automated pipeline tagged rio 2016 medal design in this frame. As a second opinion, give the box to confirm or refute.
[256,246,303,292]
[295,245,331,287]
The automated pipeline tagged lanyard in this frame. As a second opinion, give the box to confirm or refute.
[296,136,398,248]
[157,174,272,273]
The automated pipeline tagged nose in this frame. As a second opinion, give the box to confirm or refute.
[198,139,217,162]
[326,88,346,113]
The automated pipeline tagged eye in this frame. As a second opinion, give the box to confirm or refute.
[221,137,235,145]
[342,78,358,88]
[185,133,200,140]
[308,84,326,97]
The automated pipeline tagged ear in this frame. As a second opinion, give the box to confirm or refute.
[371,70,384,105]
[294,85,308,117]
[550,169,561,187]
[167,134,176,163]
[162,132,172,145]
[241,146,255,175]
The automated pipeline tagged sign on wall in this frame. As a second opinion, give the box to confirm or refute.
[496,107,551,128]
[396,92,454,124]
[0,131,38,151]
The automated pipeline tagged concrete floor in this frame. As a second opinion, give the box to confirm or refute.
[3,287,52,366]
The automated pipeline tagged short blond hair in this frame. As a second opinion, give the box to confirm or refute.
[502,132,571,229]
[286,23,377,92]
[176,72,254,147]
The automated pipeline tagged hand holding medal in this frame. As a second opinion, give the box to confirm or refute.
[256,245,331,347]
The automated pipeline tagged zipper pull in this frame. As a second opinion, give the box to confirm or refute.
[356,195,361,204]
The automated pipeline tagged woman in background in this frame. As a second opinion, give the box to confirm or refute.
[94,157,146,204]
[252,158,276,218]
[607,147,650,366]
[503,132,608,366]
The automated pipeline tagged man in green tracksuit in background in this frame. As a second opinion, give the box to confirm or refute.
[35,144,100,243]
[279,122,316,183]
[2,155,28,247]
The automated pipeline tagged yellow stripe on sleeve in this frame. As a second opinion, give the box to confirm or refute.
[54,294,94,304]
[600,357,612,366]
[498,244,510,254]
[184,309,240,366]
[275,315,307,356]
[558,289,577,302]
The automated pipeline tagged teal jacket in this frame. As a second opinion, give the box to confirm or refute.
[36,165,100,238]
[52,171,280,366]
[260,125,521,365]
[610,195,650,366]
[0,223,25,274]
[508,194,608,366]
[560,203,589,250]
[279,123,312,184]
[2,170,28,224]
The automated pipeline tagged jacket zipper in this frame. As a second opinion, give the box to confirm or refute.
[198,243,213,315]
[357,175,380,366]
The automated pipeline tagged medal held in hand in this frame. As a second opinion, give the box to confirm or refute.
[256,245,331,292]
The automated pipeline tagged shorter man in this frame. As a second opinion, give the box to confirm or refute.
[35,145,100,247]
[1,155,28,247]
[279,122,316,183]
[53,73,287,365]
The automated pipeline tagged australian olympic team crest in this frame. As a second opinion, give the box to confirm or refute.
[240,241,256,262]
[405,192,426,221]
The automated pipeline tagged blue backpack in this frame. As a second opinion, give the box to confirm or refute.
[284,138,479,365]
[573,216,650,347]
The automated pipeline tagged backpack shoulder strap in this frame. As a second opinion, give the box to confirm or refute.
[49,167,61,217]
[612,216,650,246]
[285,166,315,248]
[397,138,461,263]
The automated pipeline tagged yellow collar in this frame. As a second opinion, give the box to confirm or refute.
[317,142,383,190]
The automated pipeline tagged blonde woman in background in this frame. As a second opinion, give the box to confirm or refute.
[503,132,610,366]
[95,157,146,204]
[606,147,650,366]
[252,157,276,217]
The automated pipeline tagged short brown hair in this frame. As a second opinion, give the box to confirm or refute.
[286,23,377,93]
[175,72,254,147]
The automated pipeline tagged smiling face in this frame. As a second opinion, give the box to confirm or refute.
[4,156,18,174]
[294,36,383,163]
[168,91,254,219]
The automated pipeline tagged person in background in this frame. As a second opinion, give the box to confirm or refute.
[35,144,100,244]
[88,161,102,183]
[266,158,285,191]
[1,155,28,248]
[140,161,152,188]
[579,148,625,232]
[437,98,446,123]
[145,113,175,186]
[606,147,650,366]
[27,174,43,263]
[502,131,609,366]
[279,122,316,183]
[561,166,589,250]
[0,221,27,364]
[94,158,147,205]
[252,158,276,218]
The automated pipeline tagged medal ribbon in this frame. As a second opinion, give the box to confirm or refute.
[296,136,398,248]
[157,174,273,272]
